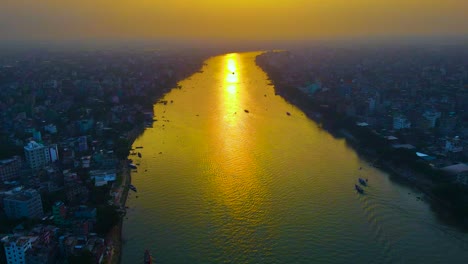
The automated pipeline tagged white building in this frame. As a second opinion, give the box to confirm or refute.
[24,141,59,170]
[1,235,37,264]
[422,110,441,128]
[393,115,411,130]
[3,189,44,219]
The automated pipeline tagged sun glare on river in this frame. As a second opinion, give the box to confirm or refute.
[223,54,240,116]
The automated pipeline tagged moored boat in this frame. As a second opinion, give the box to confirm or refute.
[129,163,138,169]
[355,184,364,194]
[358,178,367,186]
[144,249,152,264]
[129,184,137,192]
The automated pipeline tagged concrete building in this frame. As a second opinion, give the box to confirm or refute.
[422,110,441,128]
[445,136,463,153]
[90,170,116,186]
[52,201,69,227]
[0,156,22,182]
[1,235,37,264]
[393,115,411,130]
[24,141,59,170]
[3,189,44,219]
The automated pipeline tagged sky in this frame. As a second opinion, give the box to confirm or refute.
[1,0,467,45]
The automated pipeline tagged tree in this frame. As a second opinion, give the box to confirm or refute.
[68,250,94,264]
[95,205,120,235]
[114,137,131,160]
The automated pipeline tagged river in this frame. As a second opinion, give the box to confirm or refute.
[122,52,468,263]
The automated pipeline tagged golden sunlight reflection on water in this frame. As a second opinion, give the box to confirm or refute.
[122,52,468,264]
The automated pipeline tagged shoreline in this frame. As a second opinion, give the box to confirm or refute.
[114,161,131,264]
[255,52,468,232]
[109,57,211,263]
[111,125,144,264]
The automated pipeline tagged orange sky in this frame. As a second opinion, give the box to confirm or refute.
[1,0,467,43]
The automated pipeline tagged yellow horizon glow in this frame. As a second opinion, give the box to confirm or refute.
[1,0,467,42]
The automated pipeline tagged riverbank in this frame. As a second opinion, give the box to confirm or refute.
[107,129,140,264]
[255,52,468,231]
[108,56,214,263]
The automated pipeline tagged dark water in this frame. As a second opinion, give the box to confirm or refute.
[122,52,468,263]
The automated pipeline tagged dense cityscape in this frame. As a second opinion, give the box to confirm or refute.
[0,44,467,263]
[256,44,468,226]
[0,49,211,263]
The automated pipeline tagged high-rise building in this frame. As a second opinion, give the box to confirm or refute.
[1,235,37,264]
[0,156,22,182]
[3,189,44,219]
[24,141,59,170]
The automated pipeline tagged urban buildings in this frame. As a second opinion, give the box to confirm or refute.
[24,141,58,170]
[1,235,37,264]
[3,189,44,219]
[0,156,22,182]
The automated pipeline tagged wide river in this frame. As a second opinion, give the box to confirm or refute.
[122,52,468,263]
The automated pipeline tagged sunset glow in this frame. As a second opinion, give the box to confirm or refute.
[1,0,466,43]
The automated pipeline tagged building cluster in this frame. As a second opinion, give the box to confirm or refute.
[2,225,105,264]
[0,49,209,263]
[257,46,468,183]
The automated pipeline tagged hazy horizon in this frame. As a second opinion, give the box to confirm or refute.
[1,1,467,50]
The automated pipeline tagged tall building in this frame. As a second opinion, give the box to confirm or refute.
[0,156,22,182]
[1,235,37,264]
[24,141,59,170]
[3,189,44,219]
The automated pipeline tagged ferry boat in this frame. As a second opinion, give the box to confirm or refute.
[144,249,152,264]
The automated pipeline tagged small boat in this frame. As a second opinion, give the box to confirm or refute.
[286,112,291,116]
[144,249,152,264]
[128,163,137,169]
[138,152,142,158]
[244,109,249,113]
[129,185,137,192]
[135,146,144,149]
[358,178,367,186]
[355,184,364,194]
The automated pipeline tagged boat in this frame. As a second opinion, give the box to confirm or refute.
[144,249,152,264]
[129,185,137,192]
[135,146,144,149]
[355,184,364,194]
[138,152,142,158]
[286,112,291,116]
[244,109,249,113]
[128,163,138,169]
[358,178,367,186]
